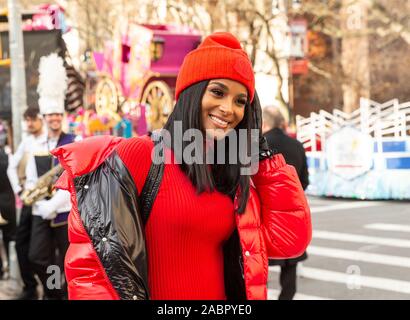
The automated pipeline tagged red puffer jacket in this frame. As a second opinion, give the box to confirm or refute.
[52,135,311,300]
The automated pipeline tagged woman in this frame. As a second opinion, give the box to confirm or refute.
[52,32,311,300]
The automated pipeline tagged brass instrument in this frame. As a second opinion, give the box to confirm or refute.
[20,164,64,206]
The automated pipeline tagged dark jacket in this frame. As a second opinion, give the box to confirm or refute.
[0,147,15,222]
[264,128,309,190]
[264,128,309,265]
[0,147,16,249]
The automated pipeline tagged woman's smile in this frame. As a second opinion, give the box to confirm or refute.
[208,114,230,129]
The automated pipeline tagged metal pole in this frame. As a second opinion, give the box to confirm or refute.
[7,0,26,291]
[8,0,27,150]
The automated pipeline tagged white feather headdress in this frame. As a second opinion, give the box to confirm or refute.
[37,53,68,115]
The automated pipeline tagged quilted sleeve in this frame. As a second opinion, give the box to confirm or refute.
[52,136,124,300]
[252,154,312,259]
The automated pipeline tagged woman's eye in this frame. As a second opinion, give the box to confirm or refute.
[237,99,246,106]
[211,89,224,97]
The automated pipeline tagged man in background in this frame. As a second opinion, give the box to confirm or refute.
[7,107,45,299]
[262,106,309,300]
[25,53,74,299]
[7,108,45,197]
[25,106,74,300]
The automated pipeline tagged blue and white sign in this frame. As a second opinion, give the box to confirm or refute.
[326,127,373,180]
[296,98,410,200]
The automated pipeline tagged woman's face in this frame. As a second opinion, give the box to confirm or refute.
[201,78,248,140]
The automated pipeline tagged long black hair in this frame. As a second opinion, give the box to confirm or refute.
[163,80,258,213]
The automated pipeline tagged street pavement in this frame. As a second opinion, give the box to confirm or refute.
[268,196,410,300]
[0,279,21,300]
[1,195,409,300]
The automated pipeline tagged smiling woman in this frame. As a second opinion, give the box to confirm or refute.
[52,32,312,301]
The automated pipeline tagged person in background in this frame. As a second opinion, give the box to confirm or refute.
[262,106,309,300]
[24,53,75,300]
[0,119,16,280]
[7,108,45,197]
[6,108,45,299]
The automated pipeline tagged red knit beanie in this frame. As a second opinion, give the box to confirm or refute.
[175,32,255,102]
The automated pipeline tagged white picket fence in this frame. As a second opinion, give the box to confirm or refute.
[296,98,410,152]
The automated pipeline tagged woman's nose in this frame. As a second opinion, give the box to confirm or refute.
[219,101,234,115]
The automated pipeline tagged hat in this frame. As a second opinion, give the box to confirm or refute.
[37,53,68,115]
[175,32,255,102]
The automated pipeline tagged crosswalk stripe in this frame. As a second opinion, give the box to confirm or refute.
[267,288,332,300]
[310,201,385,213]
[269,266,410,294]
[364,224,410,233]
[314,230,410,248]
[308,246,410,268]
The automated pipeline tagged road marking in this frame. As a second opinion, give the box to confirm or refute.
[267,288,331,300]
[307,198,334,206]
[310,201,384,213]
[364,224,410,233]
[308,246,410,268]
[314,230,410,248]
[269,266,410,294]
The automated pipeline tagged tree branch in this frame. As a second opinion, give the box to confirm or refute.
[308,61,332,79]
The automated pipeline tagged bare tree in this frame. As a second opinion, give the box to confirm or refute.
[290,0,410,112]
[163,0,291,115]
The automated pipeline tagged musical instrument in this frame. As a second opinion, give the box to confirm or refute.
[20,164,63,206]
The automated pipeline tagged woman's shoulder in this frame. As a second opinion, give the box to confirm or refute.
[116,135,154,192]
[116,135,154,155]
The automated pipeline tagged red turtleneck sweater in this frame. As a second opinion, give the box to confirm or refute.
[116,137,235,300]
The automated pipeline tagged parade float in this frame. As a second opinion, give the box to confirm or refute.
[87,23,202,135]
[1,4,202,138]
[0,4,72,120]
[0,3,122,138]
[296,98,410,199]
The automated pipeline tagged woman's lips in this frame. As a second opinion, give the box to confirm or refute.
[209,114,229,129]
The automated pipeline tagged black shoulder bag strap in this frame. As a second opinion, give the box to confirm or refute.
[139,133,165,226]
